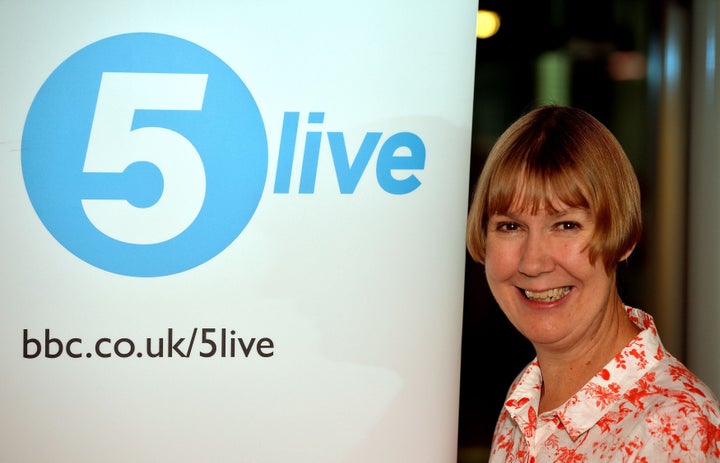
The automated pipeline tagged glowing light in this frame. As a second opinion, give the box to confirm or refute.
[476,10,500,39]
[607,51,647,81]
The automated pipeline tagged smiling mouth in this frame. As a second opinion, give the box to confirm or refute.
[522,287,571,302]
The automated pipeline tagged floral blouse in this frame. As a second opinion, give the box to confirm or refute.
[490,307,720,462]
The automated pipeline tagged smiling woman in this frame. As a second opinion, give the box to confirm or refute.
[466,105,720,462]
[467,104,641,272]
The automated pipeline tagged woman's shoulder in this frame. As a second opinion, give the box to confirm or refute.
[618,358,720,459]
[633,352,720,422]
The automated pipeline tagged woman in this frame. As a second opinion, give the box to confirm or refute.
[466,105,720,462]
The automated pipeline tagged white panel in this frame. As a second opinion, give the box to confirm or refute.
[0,1,478,462]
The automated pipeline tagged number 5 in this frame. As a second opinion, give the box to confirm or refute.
[82,72,208,244]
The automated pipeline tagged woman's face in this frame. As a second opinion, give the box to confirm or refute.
[484,200,620,352]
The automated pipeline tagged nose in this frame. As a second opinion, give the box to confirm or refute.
[517,230,554,277]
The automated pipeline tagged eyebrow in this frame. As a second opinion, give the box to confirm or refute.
[494,207,591,220]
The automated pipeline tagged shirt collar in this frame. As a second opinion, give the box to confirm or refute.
[555,307,662,440]
[503,307,663,441]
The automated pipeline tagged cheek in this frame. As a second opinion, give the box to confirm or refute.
[564,244,600,276]
[483,243,515,282]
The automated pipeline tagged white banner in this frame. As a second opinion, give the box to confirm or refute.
[0,2,478,462]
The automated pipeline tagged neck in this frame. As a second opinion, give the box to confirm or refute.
[535,298,640,414]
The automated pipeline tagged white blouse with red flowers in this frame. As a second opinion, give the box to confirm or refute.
[489,307,720,462]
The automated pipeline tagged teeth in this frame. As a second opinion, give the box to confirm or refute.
[524,287,571,302]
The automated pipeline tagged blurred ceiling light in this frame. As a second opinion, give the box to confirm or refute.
[476,10,500,39]
[607,51,647,81]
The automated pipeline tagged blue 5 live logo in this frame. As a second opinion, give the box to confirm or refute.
[22,33,426,277]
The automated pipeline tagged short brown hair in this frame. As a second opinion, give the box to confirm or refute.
[466,105,642,272]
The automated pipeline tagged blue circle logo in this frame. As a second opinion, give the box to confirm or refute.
[22,33,268,277]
